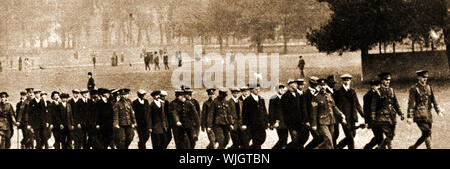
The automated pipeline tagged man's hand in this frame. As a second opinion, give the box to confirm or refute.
[176,122,182,127]
[49,125,54,129]
[207,128,212,131]
[96,125,100,129]
[70,125,74,130]
[15,122,20,127]
[60,125,64,130]
[46,123,50,128]
[26,125,31,130]
[273,121,280,128]
[149,129,152,133]
[241,125,247,130]
[305,122,311,127]
[311,126,317,131]
[77,124,82,129]
[230,125,234,130]
[407,118,413,124]
[132,124,136,128]
[114,125,120,129]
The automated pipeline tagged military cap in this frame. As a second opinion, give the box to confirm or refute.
[207,88,217,95]
[160,90,168,96]
[184,89,193,95]
[25,88,34,93]
[416,70,429,77]
[72,89,81,94]
[151,91,161,97]
[60,93,70,99]
[230,87,240,93]
[309,76,320,85]
[340,74,353,80]
[111,89,119,95]
[80,89,89,94]
[318,78,327,85]
[175,90,185,96]
[98,88,111,95]
[370,80,381,86]
[248,83,261,89]
[119,88,130,95]
[287,79,296,85]
[0,92,9,97]
[218,88,228,96]
[240,86,250,92]
[88,72,92,76]
[90,89,98,95]
[34,89,42,94]
[137,90,147,95]
[20,91,27,96]
[378,72,391,79]
[295,79,305,85]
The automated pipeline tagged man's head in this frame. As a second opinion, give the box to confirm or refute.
[370,80,381,90]
[240,87,250,97]
[88,72,92,78]
[218,89,228,99]
[98,88,111,99]
[151,91,161,100]
[119,88,130,99]
[309,76,319,89]
[207,88,217,99]
[41,92,48,101]
[340,74,352,86]
[51,91,60,101]
[26,88,35,98]
[378,72,391,87]
[72,89,81,99]
[34,90,42,99]
[277,84,287,95]
[248,84,260,95]
[416,70,429,85]
[287,79,297,92]
[20,91,26,100]
[60,93,70,102]
[175,90,185,102]
[296,79,305,90]
[0,92,8,103]
[81,89,89,98]
[137,90,147,99]
[160,90,168,100]
[230,88,240,98]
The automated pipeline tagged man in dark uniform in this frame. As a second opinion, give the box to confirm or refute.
[50,91,64,149]
[132,90,151,149]
[149,91,171,149]
[0,92,16,149]
[160,90,172,148]
[29,89,44,149]
[88,72,95,92]
[170,90,200,149]
[58,93,74,149]
[183,87,201,146]
[144,52,151,71]
[370,72,405,149]
[207,89,236,149]
[113,89,136,149]
[269,84,288,149]
[228,88,242,149]
[363,80,383,149]
[408,70,443,149]
[38,92,52,149]
[242,84,268,149]
[97,88,115,149]
[201,88,217,149]
[311,79,346,149]
[304,77,321,149]
[238,86,250,149]
[334,74,364,149]
[78,89,91,149]
[17,88,35,149]
[163,51,169,70]
[154,52,160,71]
[282,80,310,149]
[86,90,102,149]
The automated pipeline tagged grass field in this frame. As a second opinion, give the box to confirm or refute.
[1,46,449,149]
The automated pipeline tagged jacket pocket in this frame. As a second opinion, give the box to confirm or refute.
[414,106,430,120]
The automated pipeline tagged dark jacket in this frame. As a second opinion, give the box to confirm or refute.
[363,89,376,124]
[305,88,317,124]
[242,94,268,129]
[88,78,95,91]
[50,101,61,127]
[269,95,285,128]
[201,98,214,129]
[29,98,44,129]
[311,91,345,127]
[40,100,52,126]
[370,86,403,125]
[132,98,151,129]
[76,98,91,126]
[57,103,74,128]
[207,97,235,128]
[0,102,15,131]
[86,99,100,128]
[229,97,244,128]
[281,91,309,129]
[334,86,364,125]
[150,100,169,134]
[113,98,137,127]
[97,98,114,131]
[407,83,440,123]
[169,99,200,129]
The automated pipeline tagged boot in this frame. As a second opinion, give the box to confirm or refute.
[425,138,432,149]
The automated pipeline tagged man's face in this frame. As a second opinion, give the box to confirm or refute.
[62,98,68,102]
[242,90,250,97]
[0,96,6,103]
[185,95,192,100]
[418,76,427,84]
[82,93,89,98]
[177,95,185,102]
[343,78,352,86]
[154,95,161,100]
[52,94,60,101]
[278,87,286,95]
[289,83,298,91]
[35,93,41,99]
[382,76,391,86]
[20,95,26,100]
[298,84,304,90]
[231,92,239,98]
[103,93,110,98]
[27,92,34,99]
[251,87,260,95]
[42,94,47,101]
[161,95,166,100]
[73,93,80,98]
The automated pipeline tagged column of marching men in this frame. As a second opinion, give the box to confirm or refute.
[0,70,443,149]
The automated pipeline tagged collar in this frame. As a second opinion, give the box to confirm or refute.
[277,93,282,99]
[61,102,67,107]
[154,100,161,108]
[138,98,145,104]
[251,93,259,101]
[296,89,303,95]
[343,84,350,91]
[35,98,40,103]
[231,96,239,103]
[308,87,316,95]
[102,97,108,103]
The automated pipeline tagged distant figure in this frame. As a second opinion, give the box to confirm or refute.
[120,52,125,63]
[74,51,79,60]
[144,53,151,71]
[18,57,22,71]
[91,51,97,69]
[230,51,236,64]
[163,51,169,70]
[177,51,182,67]
[297,56,305,78]
[115,53,119,66]
[154,51,160,71]
[87,72,95,91]
[112,52,118,67]
[0,61,2,72]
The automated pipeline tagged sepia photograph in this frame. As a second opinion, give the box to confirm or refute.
[1,0,450,157]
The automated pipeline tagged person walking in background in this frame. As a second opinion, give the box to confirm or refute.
[298,56,305,78]
[154,52,160,71]
[87,72,95,92]
[163,51,169,70]
[91,51,97,69]
[18,57,23,71]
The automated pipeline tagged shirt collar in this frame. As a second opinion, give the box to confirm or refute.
[343,84,350,91]
[251,93,259,101]
[138,98,145,104]
[154,100,161,107]
[231,96,239,103]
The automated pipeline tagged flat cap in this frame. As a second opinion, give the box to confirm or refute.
[98,88,111,94]
[240,86,249,92]
[309,76,320,85]
[219,88,228,95]
[151,91,161,97]
[378,72,391,79]
[72,89,80,94]
[51,91,60,96]
[41,91,48,95]
[340,74,353,79]
[60,93,70,99]
[230,88,240,92]
[137,90,147,95]
[20,91,27,96]
[370,80,381,86]
[25,88,34,93]
[0,92,9,97]
[318,78,327,85]
[33,89,42,94]
[175,90,185,96]
[296,79,305,85]
[160,90,168,96]
[206,88,217,94]
[80,89,89,94]
[119,88,130,95]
